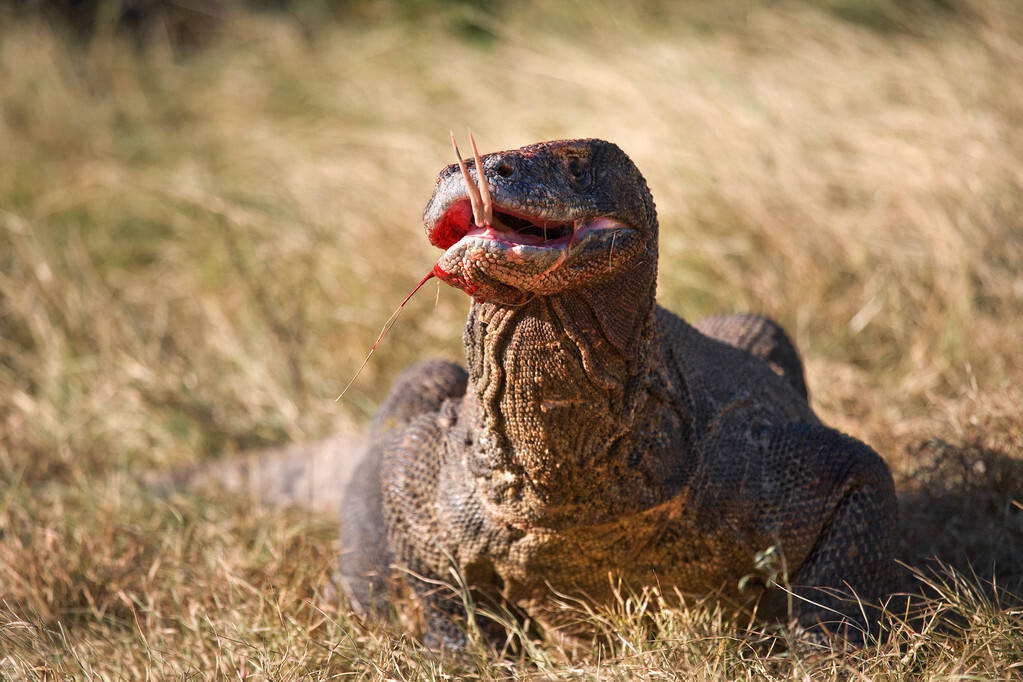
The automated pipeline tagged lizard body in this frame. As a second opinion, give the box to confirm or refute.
[340,138,896,648]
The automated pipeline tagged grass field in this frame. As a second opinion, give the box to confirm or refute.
[2,0,1022,678]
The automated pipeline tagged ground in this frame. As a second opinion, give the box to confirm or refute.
[1,1,1022,678]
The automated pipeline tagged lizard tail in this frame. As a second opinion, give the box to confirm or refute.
[147,434,365,514]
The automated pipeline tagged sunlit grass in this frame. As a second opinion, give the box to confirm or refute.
[1,0,1022,677]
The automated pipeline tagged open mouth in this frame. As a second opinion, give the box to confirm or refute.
[429,200,576,250]
[424,135,645,300]
[426,133,638,299]
[492,209,573,241]
[429,132,580,251]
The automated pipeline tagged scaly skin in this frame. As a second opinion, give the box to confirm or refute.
[340,138,897,648]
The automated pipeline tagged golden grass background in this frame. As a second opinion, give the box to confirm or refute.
[1,0,1022,677]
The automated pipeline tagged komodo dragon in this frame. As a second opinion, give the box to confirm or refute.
[340,136,897,649]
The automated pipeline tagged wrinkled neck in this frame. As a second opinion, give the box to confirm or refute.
[462,264,658,524]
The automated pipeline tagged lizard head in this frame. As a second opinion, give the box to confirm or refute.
[423,136,657,304]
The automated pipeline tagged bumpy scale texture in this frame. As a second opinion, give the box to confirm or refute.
[340,139,897,649]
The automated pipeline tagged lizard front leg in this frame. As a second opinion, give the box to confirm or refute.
[339,359,467,616]
[758,423,898,642]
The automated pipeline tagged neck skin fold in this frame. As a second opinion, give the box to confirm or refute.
[460,257,660,527]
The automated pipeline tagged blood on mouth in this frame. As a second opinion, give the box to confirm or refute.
[338,131,570,402]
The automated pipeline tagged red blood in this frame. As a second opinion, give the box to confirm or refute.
[430,200,472,248]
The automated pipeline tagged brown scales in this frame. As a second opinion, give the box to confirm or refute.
[339,136,898,649]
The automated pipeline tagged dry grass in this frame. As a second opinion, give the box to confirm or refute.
[2,0,1022,678]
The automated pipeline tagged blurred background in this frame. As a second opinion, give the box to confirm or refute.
[1,0,1022,675]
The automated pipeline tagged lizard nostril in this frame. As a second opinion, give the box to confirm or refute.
[495,162,515,178]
